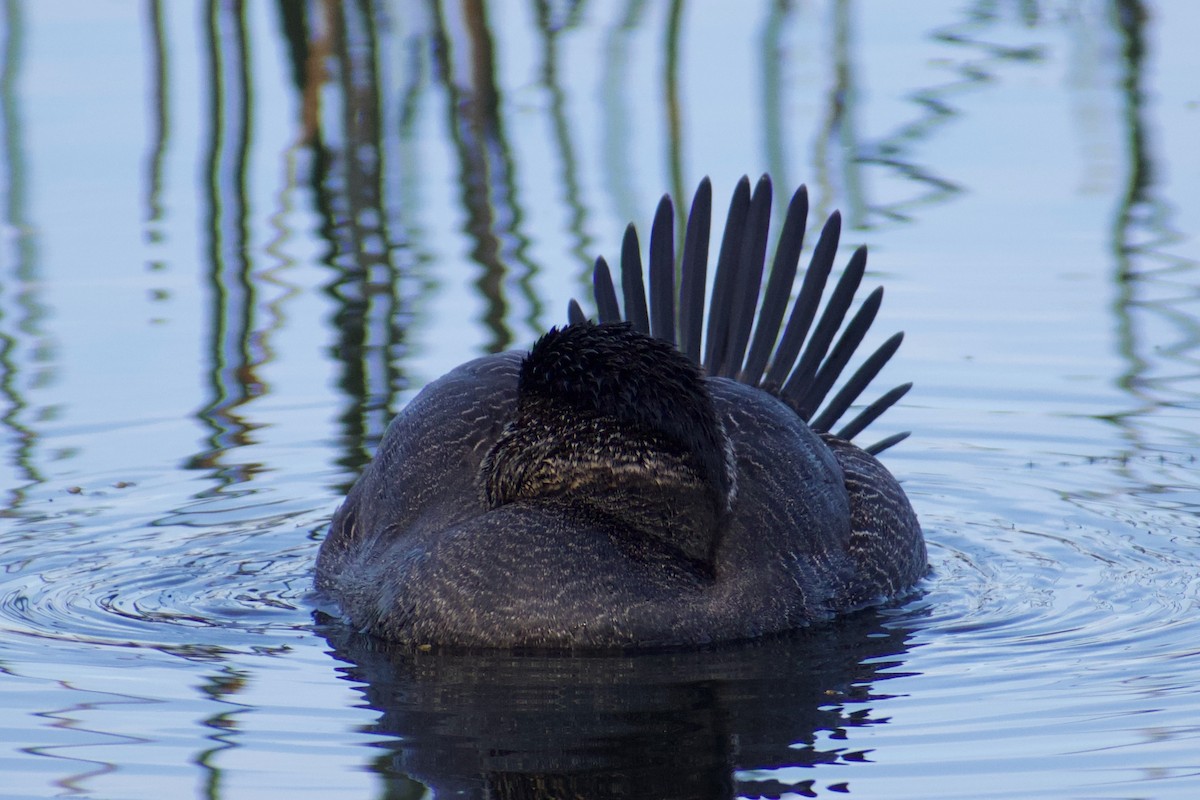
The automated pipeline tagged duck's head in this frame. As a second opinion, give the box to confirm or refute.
[481,322,736,570]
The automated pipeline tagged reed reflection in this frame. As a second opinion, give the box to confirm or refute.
[188,0,263,489]
[143,0,169,240]
[1107,0,1200,458]
[0,0,45,511]
[599,0,646,232]
[760,0,794,215]
[279,1,408,472]
[275,0,546,473]
[195,668,250,800]
[533,0,594,282]
[430,0,536,354]
[320,611,918,800]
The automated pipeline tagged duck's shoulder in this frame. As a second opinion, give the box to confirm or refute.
[399,350,521,425]
[318,351,523,583]
[371,351,521,464]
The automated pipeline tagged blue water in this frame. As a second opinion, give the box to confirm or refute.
[2,1,1199,797]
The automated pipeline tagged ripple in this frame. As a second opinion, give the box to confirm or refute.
[872,455,1200,783]
[0,488,327,663]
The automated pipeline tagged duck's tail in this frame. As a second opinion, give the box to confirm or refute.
[567,175,911,455]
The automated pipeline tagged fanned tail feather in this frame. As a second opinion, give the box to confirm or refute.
[677,178,712,363]
[620,225,650,334]
[574,175,911,453]
[649,195,676,345]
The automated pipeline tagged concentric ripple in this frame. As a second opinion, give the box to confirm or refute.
[0,480,327,664]
[836,446,1200,798]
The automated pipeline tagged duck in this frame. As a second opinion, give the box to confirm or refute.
[315,175,926,649]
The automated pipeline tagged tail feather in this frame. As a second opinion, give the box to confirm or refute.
[865,430,911,456]
[620,224,650,334]
[567,299,587,325]
[649,195,676,345]
[569,175,912,451]
[593,256,621,323]
[810,331,904,433]
[793,285,883,421]
[763,210,840,388]
[719,175,773,379]
[838,383,912,442]
[781,245,867,405]
[678,178,713,363]
[741,184,808,386]
[703,176,752,372]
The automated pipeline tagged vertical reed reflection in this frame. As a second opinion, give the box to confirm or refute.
[1110,0,1151,402]
[663,0,685,216]
[600,0,646,231]
[532,0,594,285]
[430,0,535,353]
[188,0,261,486]
[1108,0,1200,439]
[0,0,45,509]
[816,0,868,226]
[143,0,169,237]
[326,0,401,462]
[276,0,409,473]
[760,0,792,210]
[194,669,249,800]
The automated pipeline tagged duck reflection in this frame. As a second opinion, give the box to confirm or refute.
[318,610,917,799]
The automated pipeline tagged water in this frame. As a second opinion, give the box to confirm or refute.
[1,0,1199,797]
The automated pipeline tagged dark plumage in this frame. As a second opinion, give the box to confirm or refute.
[316,175,926,649]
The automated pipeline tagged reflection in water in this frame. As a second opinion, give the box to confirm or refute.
[599,0,647,232]
[0,0,45,509]
[188,0,261,489]
[1107,0,1200,466]
[1,0,1191,503]
[533,0,595,284]
[280,0,410,471]
[1110,0,1153,422]
[320,611,917,799]
[813,0,859,226]
[143,0,169,239]
[760,0,793,215]
[431,0,537,354]
[849,1,1057,226]
[24,683,153,796]
[195,669,250,800]
[274,0,554,470]
[663,0,685,211]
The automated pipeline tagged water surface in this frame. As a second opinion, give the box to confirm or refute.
[1,1,1199,798]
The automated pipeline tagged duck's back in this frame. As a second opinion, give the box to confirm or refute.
[316,357,922,649]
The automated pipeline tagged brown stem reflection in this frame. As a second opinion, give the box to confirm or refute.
[275,0,409,476]
[276,0,547,477]
[429,0,537,354]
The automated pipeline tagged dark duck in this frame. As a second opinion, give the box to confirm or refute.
[316,176,926,649]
